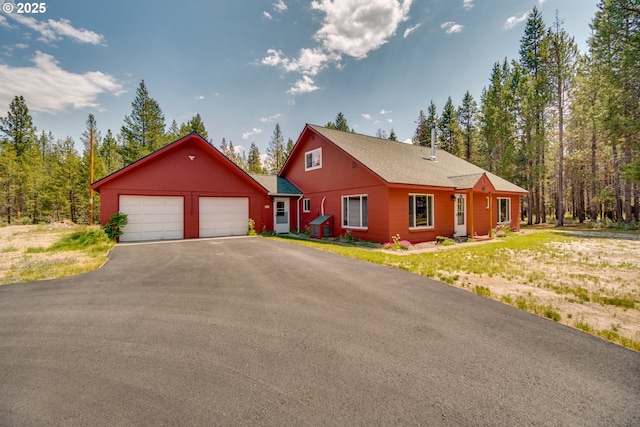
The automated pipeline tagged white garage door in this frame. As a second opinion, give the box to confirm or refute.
[199,197,248,238]
[119,196,184,242]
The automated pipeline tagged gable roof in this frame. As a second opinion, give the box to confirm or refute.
[249,174,302,195]
[91,132,268,194]
[300,125,527,193]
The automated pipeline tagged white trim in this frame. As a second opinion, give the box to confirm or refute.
[497,197,511,224]
[408,194,434,229]
[304,147,322,171]
[303,198,311,212]
[274,197,290,233]
[341,194,368,229]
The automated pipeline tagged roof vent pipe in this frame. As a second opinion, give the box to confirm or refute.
[429,126,436,161]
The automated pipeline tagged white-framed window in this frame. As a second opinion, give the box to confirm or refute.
[498,197,511,223]
[305,147,322,171]
[342,195,368,229]
[303,198,311,212]
[409,194,434,228]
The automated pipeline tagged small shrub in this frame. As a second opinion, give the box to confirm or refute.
[103,212,128,240]
[543,307,561,322]
[247,218,257,236]
[383,234,411,250]
[436,236,455,246]
[474,285,491,297]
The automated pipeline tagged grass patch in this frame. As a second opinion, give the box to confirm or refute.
[1,226,114,285]
[473,285,491,297]
[596,296,636,310]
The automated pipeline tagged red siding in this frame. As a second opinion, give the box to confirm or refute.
[388,187,457,243]
[93,135,270,238]
[284,129,390,242]
[282,127,524,244]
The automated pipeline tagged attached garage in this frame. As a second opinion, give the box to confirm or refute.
[91,133,273,241]
[119,196,184,242]
[199,197,248,237]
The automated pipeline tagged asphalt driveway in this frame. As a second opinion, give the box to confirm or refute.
[0,237,638,426]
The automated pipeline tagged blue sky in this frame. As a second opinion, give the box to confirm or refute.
[0,0,598,156]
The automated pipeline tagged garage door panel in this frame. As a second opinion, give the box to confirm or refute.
[119,196,184,242]
[199,197,248,238]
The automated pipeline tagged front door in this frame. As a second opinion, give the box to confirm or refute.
[454,194,467,237]
[274,198,290,234]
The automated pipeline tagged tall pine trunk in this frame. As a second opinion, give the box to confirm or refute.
[611,140,623,221]
[589,124,598,221]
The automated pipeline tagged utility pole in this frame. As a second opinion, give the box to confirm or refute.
[89,129,94,225]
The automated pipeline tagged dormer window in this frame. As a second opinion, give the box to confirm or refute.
[305,148,322,171]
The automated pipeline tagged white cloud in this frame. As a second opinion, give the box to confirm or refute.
[9,15,106,45]
[311,0,413,59]
[233,145,245,155]
[242,128,263,140]
[0,51,124,114]
[380,109,392,115]
[402,138,413,144]
[0,14,14,29]
[403,23,422,38]
[262,0,414,95]
[263,11,273,20]
[538,0,548,5]
[287,99,296,106]
[361,113,372,120]
[273,0,288,13]
[463,0,473,11]
[287,75,319,94]
[260,113,283,122]
[441,21,464,34]
[195,95,204,100]
[504,11,530,30]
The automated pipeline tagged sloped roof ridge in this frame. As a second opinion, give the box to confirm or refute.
[307,124,527,193]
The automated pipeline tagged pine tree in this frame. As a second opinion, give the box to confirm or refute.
[458,91,478,162]
[120,80,166,164]
[326,112,351,132]
[439,96,461,156]
[167,120,181,141]
[285,138,295,158]
[98,130,123,176]
[180,113,209,141]
[266,123,286,174]
[388,128,398,141]
[0,95,36,157]
[589,0,640,222]
[246,142,265,173]
[548,12,579,225]
[413,110,429,146]
[519,6,551,224]
[479,59,518,181]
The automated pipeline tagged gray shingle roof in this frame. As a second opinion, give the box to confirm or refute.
[309,125,527,193]
[249,174,302,195]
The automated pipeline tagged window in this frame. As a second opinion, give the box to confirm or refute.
[498,197,511,223]
[305,148,322,171]
[409,194,434,228]
[303,198,310,212]
[342,195,368,228]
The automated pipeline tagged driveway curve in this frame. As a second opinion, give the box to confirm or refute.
[0,237,638,426]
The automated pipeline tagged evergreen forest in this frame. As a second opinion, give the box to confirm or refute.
[1,1,638,227]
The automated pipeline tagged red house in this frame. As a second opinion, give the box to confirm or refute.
[91,133,301,242]
[279,125,527,243]
[92,127,526,244]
